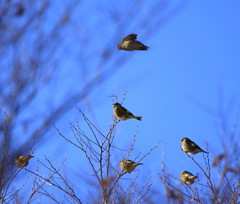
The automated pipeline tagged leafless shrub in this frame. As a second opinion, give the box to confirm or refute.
[54,107,160,203]
[159,108,240,204]
[1,0,185,202]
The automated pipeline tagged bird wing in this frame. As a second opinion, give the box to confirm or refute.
[122,33,137,42]
[124,160,135,169]
[125,159,134,164]
[126,160,142,166]
[183,171,192,177]
[121,106,134,116]
[186,139,201,149]
[186,173,193,177]
[131,41,149,50]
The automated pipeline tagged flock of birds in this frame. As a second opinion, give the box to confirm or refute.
[15,34,208,185]
[113,85,208,185]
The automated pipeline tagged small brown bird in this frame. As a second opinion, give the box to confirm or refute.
[180,170,198,185]
[181,138,208,155]
[113,102,142,121]
[120,159,143,173]
[117,33,149,51]
[15,155,34,168]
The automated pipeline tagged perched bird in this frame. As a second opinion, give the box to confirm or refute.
[113,102,142,121]
[15,155,34,168]
[120,159,143,173]
[180,137,208,155]
[117,33,149,51]
[180,170,198,185]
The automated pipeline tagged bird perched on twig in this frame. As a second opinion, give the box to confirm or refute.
[180,137,208,155]
[117,33,149,51]
[15,155,34,168]
[113,102,142,121]
[120,159,143,173]
[180,170,198,185]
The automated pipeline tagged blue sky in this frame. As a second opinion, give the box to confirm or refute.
[79,0,240,173]
[12,0,240,201]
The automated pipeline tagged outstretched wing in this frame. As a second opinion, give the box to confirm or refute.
[131,41,149,50]
[122,33,137,42]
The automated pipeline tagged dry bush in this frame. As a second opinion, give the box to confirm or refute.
[159,109,240,204]
[0,0,183,202]
[54,107,160,203]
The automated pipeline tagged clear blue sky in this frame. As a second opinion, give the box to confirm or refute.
[78,0,240,171]
[32,0,240,201]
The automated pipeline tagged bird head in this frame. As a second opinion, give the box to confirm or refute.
[113,102,121,107]
[181,137,189,143]
[181,170,189,174]
[117,43,121,50]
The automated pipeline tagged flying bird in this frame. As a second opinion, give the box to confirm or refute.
[113,102,142,121]
[15,155,34,168]
[180,170,198,185]
[120,159,143,173]
[117,33,149,51]
[180,137,208,155]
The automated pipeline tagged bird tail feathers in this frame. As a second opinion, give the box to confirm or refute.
[130,116,142,121]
